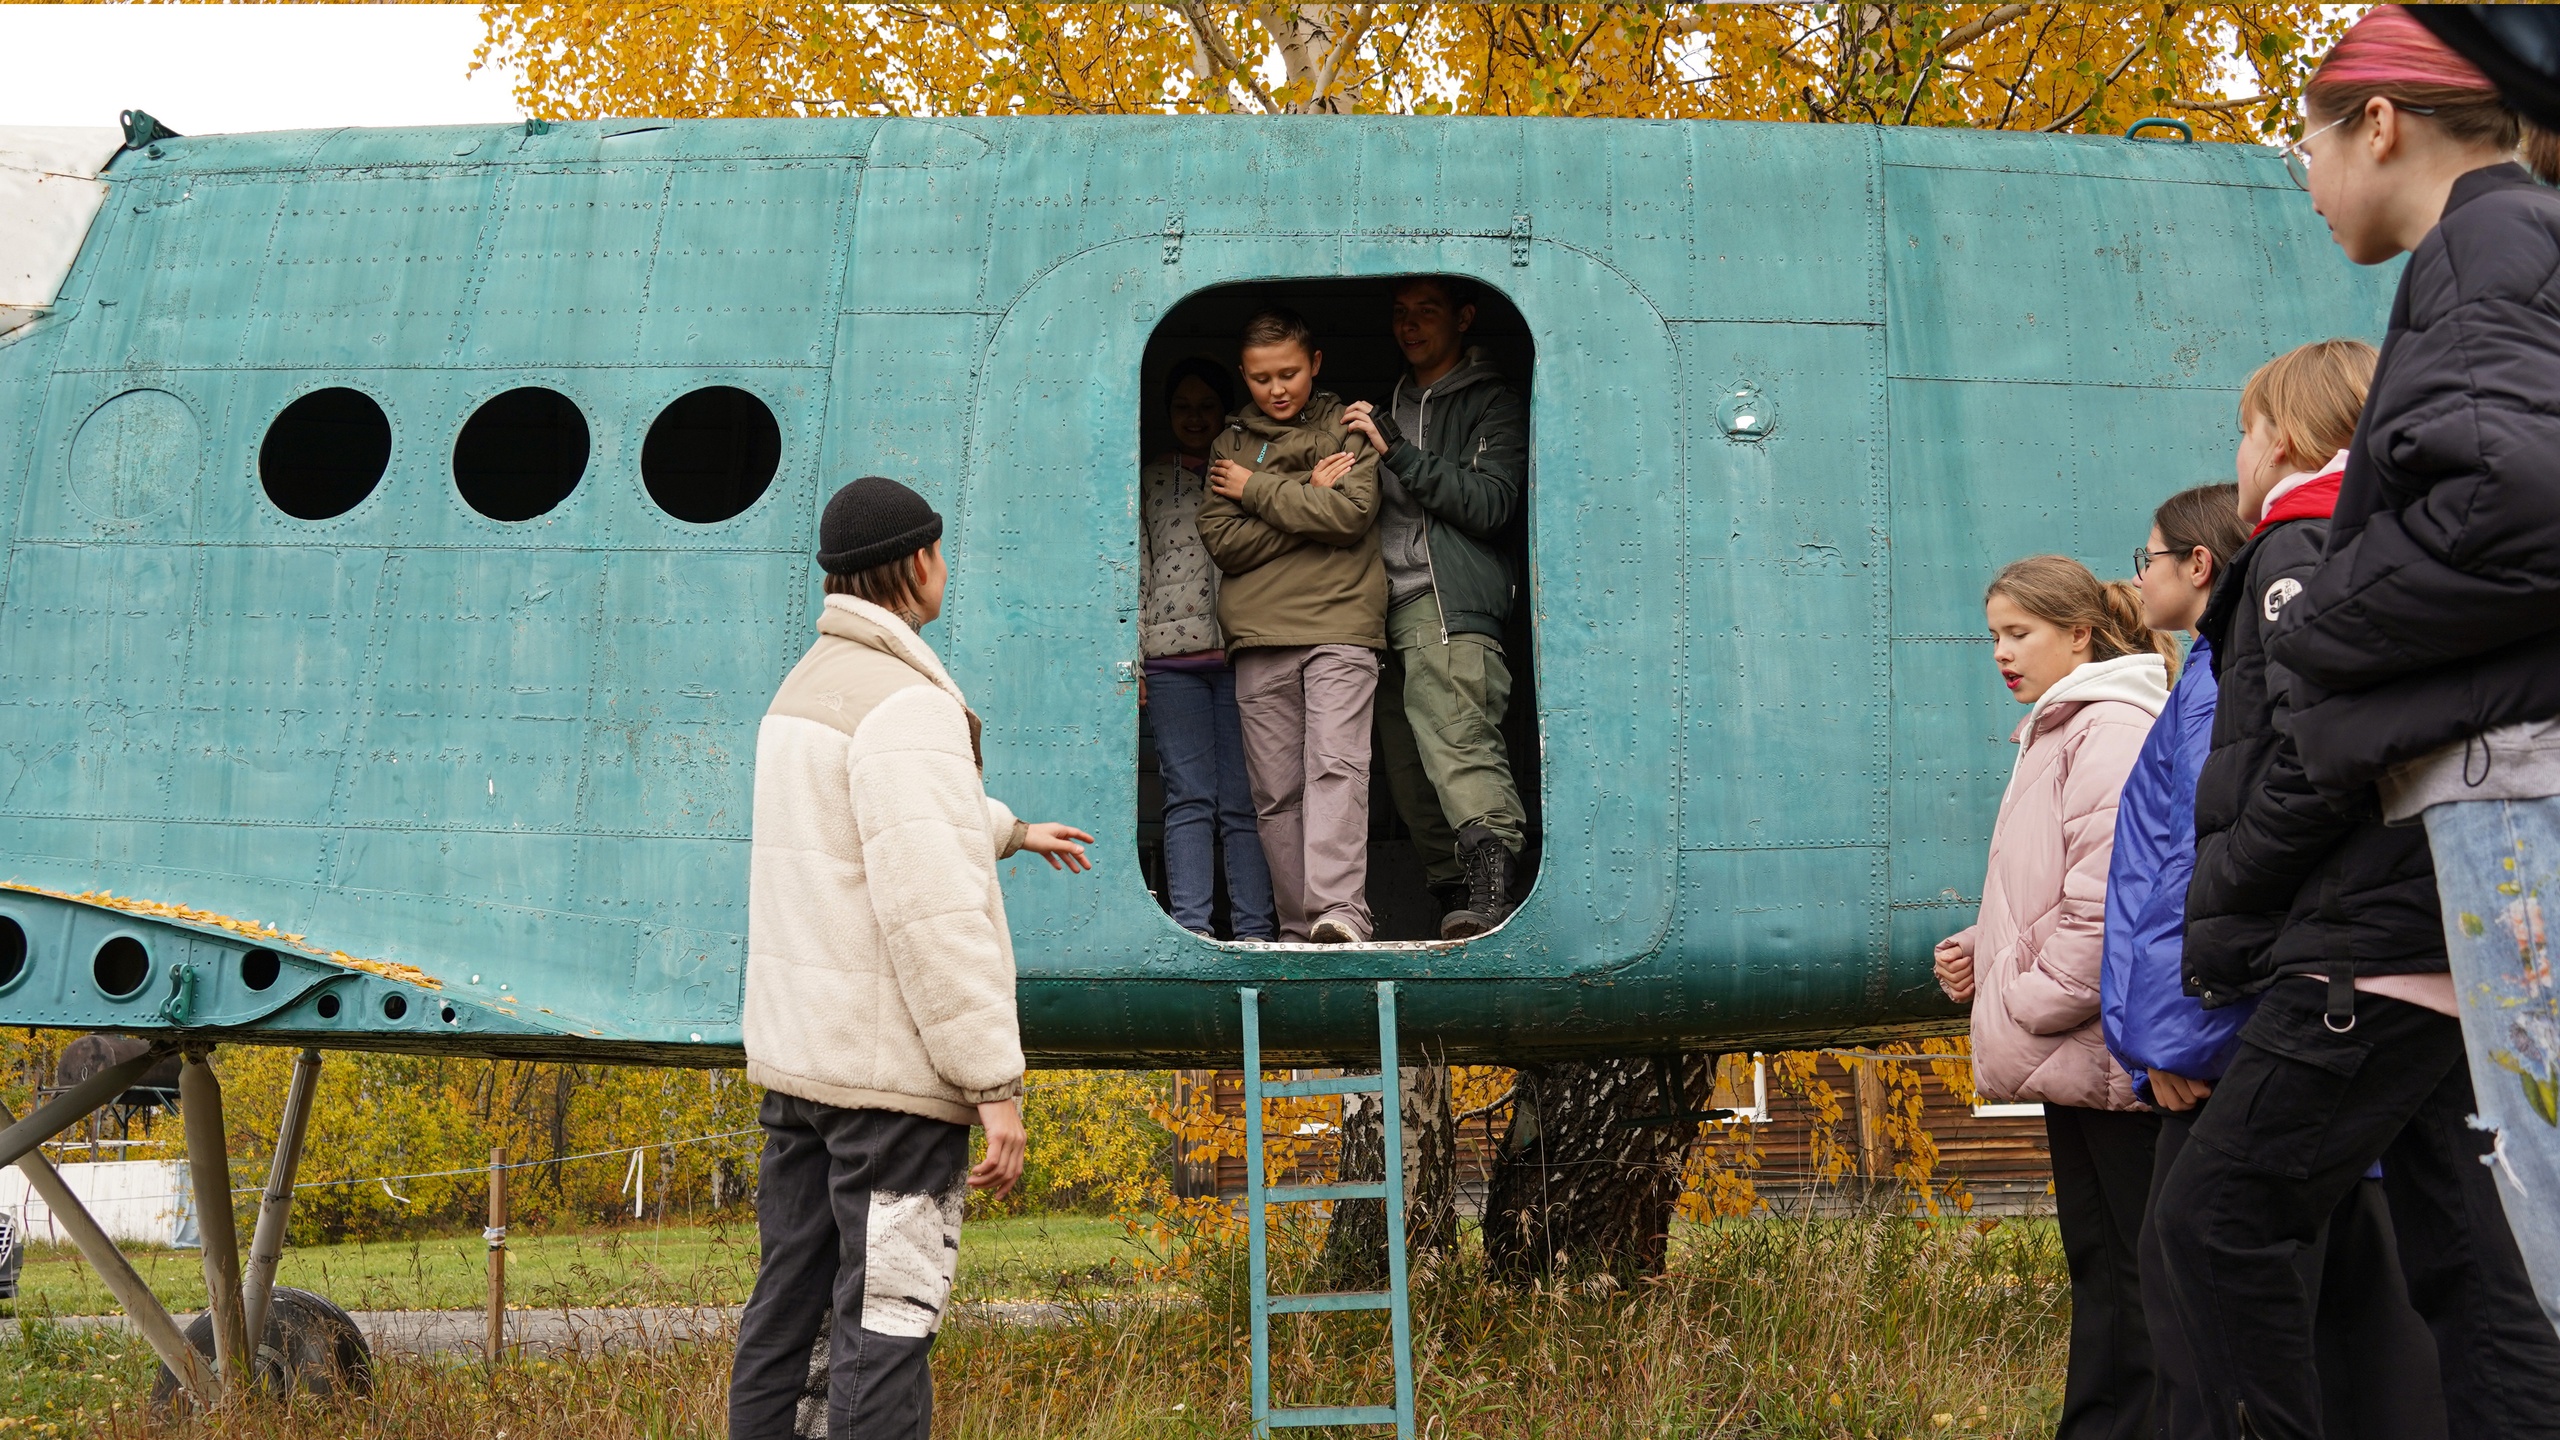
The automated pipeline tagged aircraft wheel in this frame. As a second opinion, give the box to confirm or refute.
[149,1286,373,1413]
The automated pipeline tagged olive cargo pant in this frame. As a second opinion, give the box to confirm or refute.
[729,1094,968,1440]
[1378,594,1525,888]
[1233,643,1378,941]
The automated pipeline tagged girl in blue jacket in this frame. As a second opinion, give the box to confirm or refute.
[2103,486,2250,1440]
[2102,484,2249,1112]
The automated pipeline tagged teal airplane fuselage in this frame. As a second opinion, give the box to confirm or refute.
[0,117,2392,1065]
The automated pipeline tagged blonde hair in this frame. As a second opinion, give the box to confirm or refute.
[1987,555,2180,679]
[2240,339,2376,474]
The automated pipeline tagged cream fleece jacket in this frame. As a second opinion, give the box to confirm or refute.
[743,594,1028,1126]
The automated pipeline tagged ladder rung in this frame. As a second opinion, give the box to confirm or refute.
[1266,1181,1384,1204]
[1260,1074,1385,1098]
[1267,1289,1392,1314]
[1270,1404,1399,1428]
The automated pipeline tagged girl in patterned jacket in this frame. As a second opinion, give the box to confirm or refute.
[1140,358,1276,939]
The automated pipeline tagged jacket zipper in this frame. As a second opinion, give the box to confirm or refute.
[1409,377,1450,646]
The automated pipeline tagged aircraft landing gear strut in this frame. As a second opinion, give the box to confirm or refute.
[2,1043,373,1411]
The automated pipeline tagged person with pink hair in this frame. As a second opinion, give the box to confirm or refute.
[2149,7,2560,1437]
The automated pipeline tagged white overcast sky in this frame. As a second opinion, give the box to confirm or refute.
[0,3,521,135]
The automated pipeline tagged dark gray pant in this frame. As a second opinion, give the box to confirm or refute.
[728,1093,970,1440]
[2155,981,2560,1439]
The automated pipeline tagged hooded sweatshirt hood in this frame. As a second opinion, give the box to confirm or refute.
[2015,652,2170,752]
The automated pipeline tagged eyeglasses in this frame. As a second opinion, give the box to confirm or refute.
[2281,105,2433,190]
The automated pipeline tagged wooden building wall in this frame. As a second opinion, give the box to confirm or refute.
[1180,1055,2056,1217]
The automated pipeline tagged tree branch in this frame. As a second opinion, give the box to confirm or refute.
[1934,3,2031,57]
[1307,5,1377,111]
[1168,0,1281,113]
[2168,92,2269,113]
[2039,37,2147,133]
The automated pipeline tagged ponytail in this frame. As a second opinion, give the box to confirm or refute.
[2527,121,2560,187]
[2100,580,2182,681]
[1988,555,2182,682]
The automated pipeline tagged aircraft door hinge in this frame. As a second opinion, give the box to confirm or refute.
[158,963,199,1026]
[1510,213,1532,267]
[1163,212,1184,265]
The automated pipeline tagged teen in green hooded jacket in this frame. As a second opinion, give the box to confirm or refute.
[1344,276,1532,938]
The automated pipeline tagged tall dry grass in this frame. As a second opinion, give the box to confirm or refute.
[107,1212,2065,1440]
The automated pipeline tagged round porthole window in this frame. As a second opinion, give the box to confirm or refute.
[261,387,392,520]
[0,916,26,989]
[453,387,588,521]
[93,936,149,999]
[642,386,782,524]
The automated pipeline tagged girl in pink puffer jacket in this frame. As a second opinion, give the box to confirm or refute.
[1933,554,2172,1440]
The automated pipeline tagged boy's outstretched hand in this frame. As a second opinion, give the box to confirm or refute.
[1310,451,1356,489]
[1019,822,1095,872]
[971,1098,1025,1198]
[1208,458,1255,500]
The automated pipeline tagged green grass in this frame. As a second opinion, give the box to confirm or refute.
[0,1314,161,1436]
[30,1213,2073,1439]
[2,1213,1140,1319]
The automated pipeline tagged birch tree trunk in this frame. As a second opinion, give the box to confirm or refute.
[1483,1054,1717,1283]
[1316,1064,1455,1288]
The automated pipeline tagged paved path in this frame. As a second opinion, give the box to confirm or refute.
[3,1299,1086,1358]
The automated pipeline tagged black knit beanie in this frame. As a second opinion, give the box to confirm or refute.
[817,476,943,575]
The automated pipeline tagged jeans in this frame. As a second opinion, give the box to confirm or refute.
[1148,666,1275,939]
[2153,980,2560,1439]
[2045,1104,2158,1440]
[729,1094,969,1440]
[1233,644,1379,941]
[1377,593,1525,888]
[2423,794,2560,1339]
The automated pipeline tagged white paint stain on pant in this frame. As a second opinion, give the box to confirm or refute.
[860,1183,964,1338]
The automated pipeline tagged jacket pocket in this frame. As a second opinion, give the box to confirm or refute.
[2188,988,2373,1179]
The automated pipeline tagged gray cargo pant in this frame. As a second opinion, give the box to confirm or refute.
[1233,643,1379,941]
[1376,593,1525,887]
[728,1092,968,1440]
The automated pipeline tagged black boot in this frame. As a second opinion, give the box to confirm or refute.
[1441,825,1518,940]
[1428,882,1469,936]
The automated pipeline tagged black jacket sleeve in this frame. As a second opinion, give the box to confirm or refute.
[2270,192,2560,691]
[2187,527,2356,963]
[1383,386,1528,542]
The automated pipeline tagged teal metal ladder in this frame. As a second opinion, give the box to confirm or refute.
[1240,980,1417,1438]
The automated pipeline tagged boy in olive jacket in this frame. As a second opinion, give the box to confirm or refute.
[1194,308,1385,943]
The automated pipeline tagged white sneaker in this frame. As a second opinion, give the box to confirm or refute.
[1310,918,1360,944]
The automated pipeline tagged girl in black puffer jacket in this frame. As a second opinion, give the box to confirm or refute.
[2151,9,2560,1439]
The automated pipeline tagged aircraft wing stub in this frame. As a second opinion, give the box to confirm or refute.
[0,885,577,1048]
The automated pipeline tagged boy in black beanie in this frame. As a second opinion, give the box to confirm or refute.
[730,476,1091,1438]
